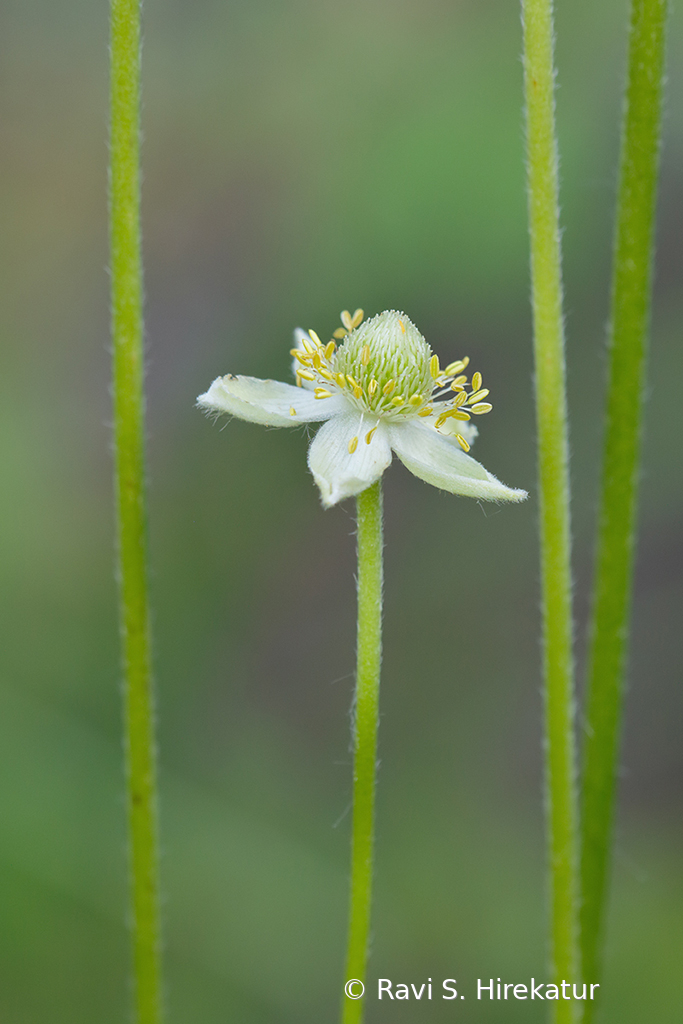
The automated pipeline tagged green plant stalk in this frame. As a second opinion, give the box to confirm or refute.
[342,481,383,1024]
[110,1,163,1021]
[580,0,668,1013]
[522,1,579,1018]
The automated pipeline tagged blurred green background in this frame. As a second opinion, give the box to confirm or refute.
[1,0,681,1021]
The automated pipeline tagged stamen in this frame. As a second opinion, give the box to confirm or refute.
[444,357,469,375]
[333,327,348,339]
[296,375,302,388]
[382,379,396,396]
[453,410,471,420]
[455,434,470,452]
[398,319,406,333]
[324,340,336,359]
[312,351,322,370]
[290,407,297,416]
[341,310,354,331]
[468,388,489,404]
[365,426,378,444]
[292,350,310,365]
[314,388,333,399]
[408,393,423,406]
[298,368,316,381]
[418,406,433,416]
[471,402,492,414]
[348,435,359,454]
[350,308,364,328]
[308,329,323,348]
[361,345,371,365]
[391,395,404,406]
[453,390,467,407]
[353,386,363,399]
[302,337,316,355]
[368,379,378,396]
[346,374,359,388]
[451,375,468,388]
[336,373,347,388]
[471,371,482,392]
[318,368,335,382]
[429,355,440,379]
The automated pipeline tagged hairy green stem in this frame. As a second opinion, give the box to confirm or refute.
[580,1,668,1015]
[110,0,163,1021]
[522,1,579,1018]
[342,481,383,1024]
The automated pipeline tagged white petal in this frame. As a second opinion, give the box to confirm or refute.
[291,328,316,390]
[308,414,392,507]
[197,375,346,426]
[388,420,527,502]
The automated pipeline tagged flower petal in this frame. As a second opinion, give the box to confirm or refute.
[388,420,527,502]
[197,375,347,427]
[308,414,392,507]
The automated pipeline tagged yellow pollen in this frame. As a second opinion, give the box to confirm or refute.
[468,388,489,404]
[418,406,433,417]
[471,371,482,392]
[429,355,440,379]
[341,310,354,331]
[408,393,423,406]
[353,386,363,399]
[471,402,493,414]
[368,379,378,396]
[308,329,323,348]
[290,406,297,416]
[348,435,359,454]
[361,345,371,365]
[365,426,378,444]
[455,434,470,452]
[346,374,359,388]
[453,409,471,420]
[324,340,336,359]
[336,373,347,388]
[391,395,405,406]
[298,368,316,381]
[333,327,348,339]
[314,388,333,399]
[383,379,396,396]
[351,308,364,328]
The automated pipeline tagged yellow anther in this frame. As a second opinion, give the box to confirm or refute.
[302,337,316,354]
[408,393,423,406]
[417,406,433,417]
[296,374,302,388]
[365,426,378,444]
[455,434,470,452]
[312,351,322,370]
[452,375,468,388]
[298,368,316,381]
[471,402,493,414]
[308,329,323,348]
[333,327,348,339]
[348,435,359,454]
[361,345,371,365]
[445,360,465,376]
[346,374,359,388]
[382,379,396,396]
[368,379,378,396]
[353,386,363,399]
[324,340,336,359]
[398,318,406,333]
[471,371,482,392]
[292,350,310,365]
[453,409,471,420]
[434,412,450,428]
[429,354,440,379]
[336,373,347,388]
[318,368,335,382]
[468,388,489,404]
[314,388,333,399]
[290,406,297,416]
[391,395,405,406]
[341,310,354,331]
[453,391,467,408]
[350,308,364,328]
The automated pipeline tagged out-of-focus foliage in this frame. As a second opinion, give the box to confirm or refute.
[0,0,680,1021]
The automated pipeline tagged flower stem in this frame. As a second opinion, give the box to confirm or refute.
[110,1,163,1021]
[521,1,579,1018]
[342,480,383,1024]
[579,0,668,1014]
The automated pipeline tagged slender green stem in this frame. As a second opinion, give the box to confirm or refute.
[580,1,668,1014]
[110,1,163,1021]
[522,1,579,1018]
[342,481,383,1024]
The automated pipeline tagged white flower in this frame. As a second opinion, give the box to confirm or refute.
[197,309,527,508]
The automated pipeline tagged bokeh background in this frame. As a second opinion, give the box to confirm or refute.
[1,0,681,1021]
